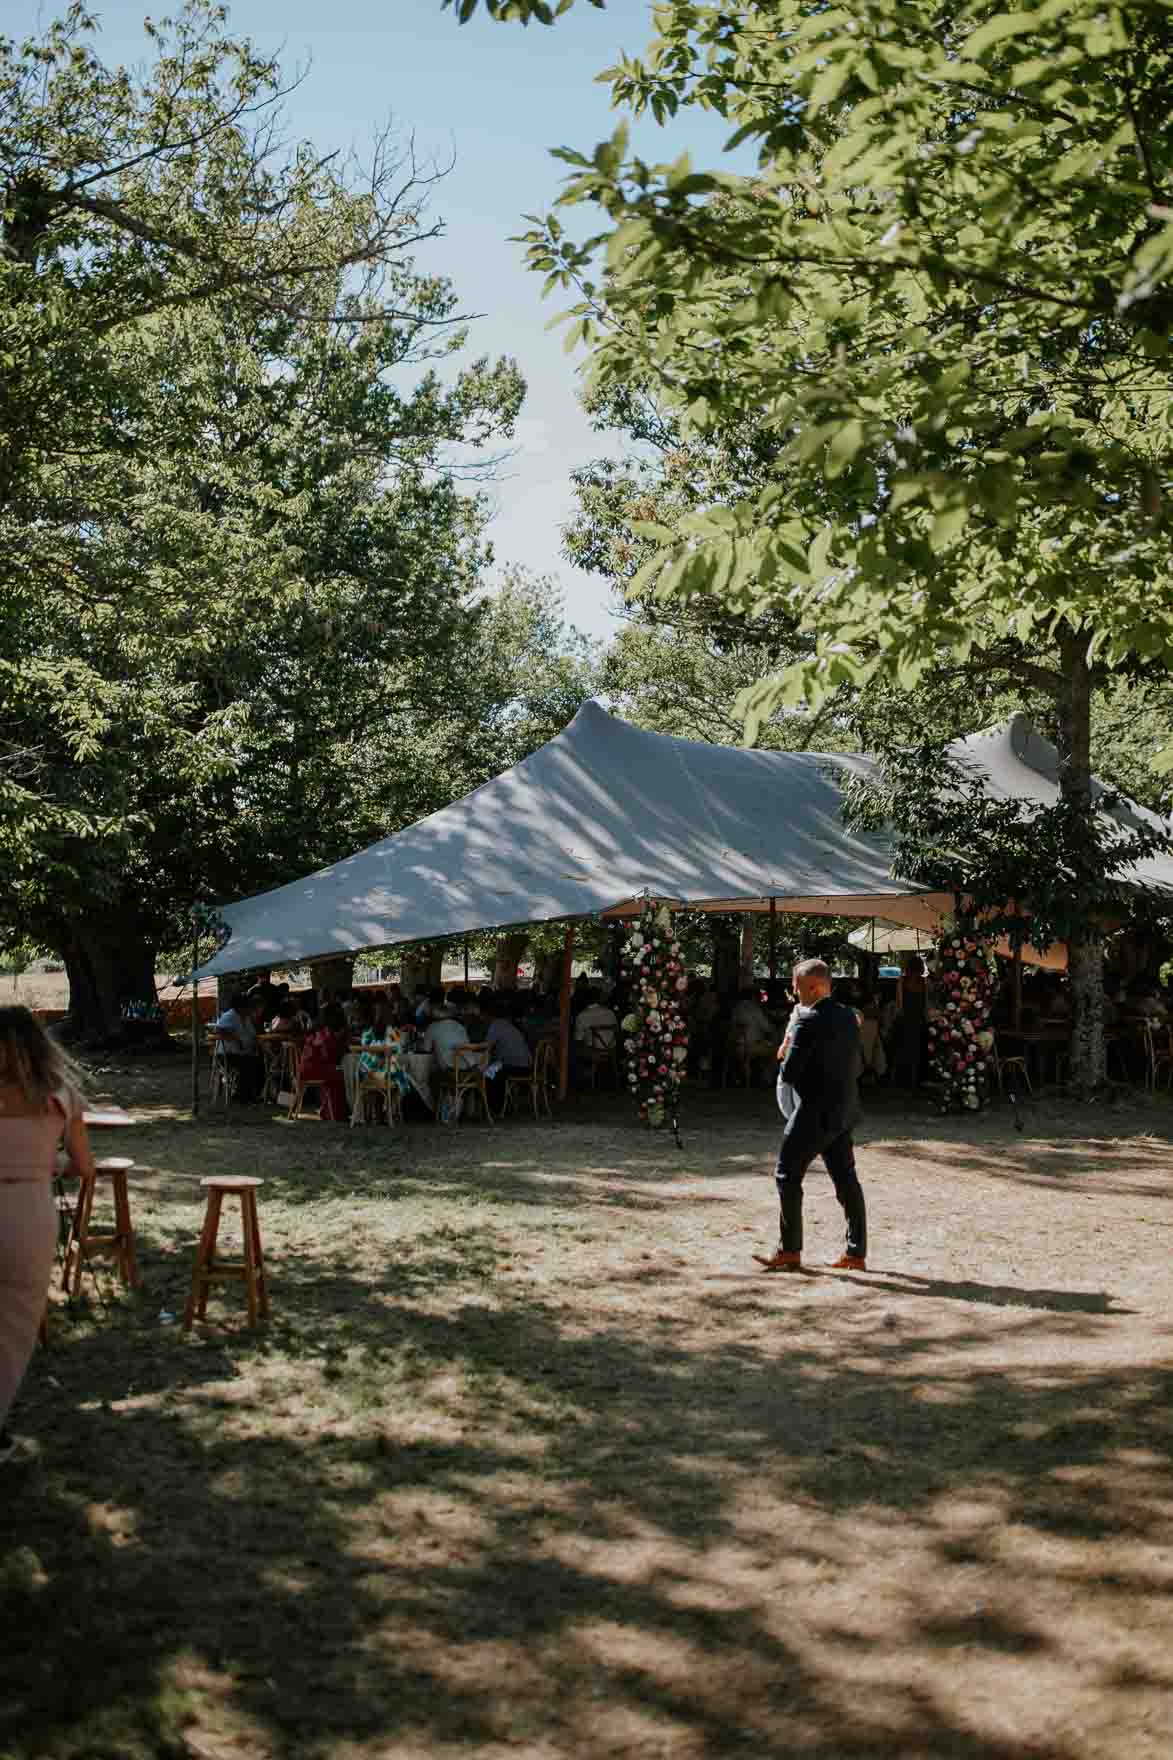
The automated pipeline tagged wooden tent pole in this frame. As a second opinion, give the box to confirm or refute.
[190,916,200,1118]
[558,921,575,1102]
[768,897,777,980]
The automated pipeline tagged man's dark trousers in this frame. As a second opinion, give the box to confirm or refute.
[775,1125,866,1258]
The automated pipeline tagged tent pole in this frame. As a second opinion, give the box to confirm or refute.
[557,921,575,1102]
[190,914,200,1119]
[463,940,470,987]
[768,897,777,980]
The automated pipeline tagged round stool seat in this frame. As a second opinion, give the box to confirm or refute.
[200,1175,264,1191]
[96,1157,135,1174]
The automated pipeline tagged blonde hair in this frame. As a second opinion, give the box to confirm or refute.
[0,1007,86,1109]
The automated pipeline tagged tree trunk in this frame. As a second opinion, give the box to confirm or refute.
[308,955,355,1005]
[493,933,528,990]
[1056,628,1106,1094]
[60,918,158,1044]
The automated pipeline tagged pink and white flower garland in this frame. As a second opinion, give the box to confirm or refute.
[927,928,997,1112]
[621,900,689,1128]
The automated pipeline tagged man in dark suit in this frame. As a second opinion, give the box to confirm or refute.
[754,958,868,1273]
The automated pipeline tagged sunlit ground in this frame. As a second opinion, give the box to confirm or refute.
[3,1061,1173,1760]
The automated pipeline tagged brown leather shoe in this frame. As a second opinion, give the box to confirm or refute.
[752,1250,803,1272]
[829,1254,866,1271]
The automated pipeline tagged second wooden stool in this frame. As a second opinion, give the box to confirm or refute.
[184,1176,269,1329]
[62,1158,140,1298]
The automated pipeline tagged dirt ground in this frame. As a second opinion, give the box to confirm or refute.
[3,1061,1173,1760]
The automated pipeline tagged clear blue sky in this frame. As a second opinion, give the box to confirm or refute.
[63,0,738,639]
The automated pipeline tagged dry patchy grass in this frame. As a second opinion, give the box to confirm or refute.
[3,1062,1173,1760]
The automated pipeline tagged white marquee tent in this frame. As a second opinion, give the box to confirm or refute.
[195,702,1173,980]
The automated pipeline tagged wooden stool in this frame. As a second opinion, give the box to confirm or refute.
[184,1177,269,1329]
[62,1158,140,1298]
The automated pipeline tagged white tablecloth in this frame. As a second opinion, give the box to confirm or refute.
[345,1050,436,1115]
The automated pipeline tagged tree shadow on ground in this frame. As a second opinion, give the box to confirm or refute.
[4,1210,1172,1760]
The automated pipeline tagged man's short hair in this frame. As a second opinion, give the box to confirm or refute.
[793,958,831,983]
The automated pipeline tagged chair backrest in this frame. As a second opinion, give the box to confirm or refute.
[589,1024,617,1055]
[533,1038,556,1085]
[454,1042,490,1077]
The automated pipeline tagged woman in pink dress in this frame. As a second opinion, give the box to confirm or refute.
[298,1003,349,1122]
[0,1007,94,1461]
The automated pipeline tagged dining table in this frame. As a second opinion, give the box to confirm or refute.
[343,1043,437,1116]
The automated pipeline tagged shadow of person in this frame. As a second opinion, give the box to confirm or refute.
[832,1268,1133,1315]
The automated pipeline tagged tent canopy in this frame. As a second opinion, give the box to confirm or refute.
[195,703,1173,979]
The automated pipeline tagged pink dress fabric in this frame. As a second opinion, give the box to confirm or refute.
[0,1100,65,1427]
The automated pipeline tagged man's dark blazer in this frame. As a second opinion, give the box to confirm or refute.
[778,996,862,1148]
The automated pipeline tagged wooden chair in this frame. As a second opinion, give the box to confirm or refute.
[62,1158,140,1298]
[351,1059,403,1127]
[587,1024,620,1089]
[440,1043,494,1124]
[504,1038,555,1119]
[208,1036,231,1110]
[993,1042,1033,1096]
[184,1176,269,1329]
[1142,1021,1173,1091]
[287,1042,321,1120]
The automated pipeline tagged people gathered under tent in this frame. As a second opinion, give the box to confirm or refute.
[213,993,266,1102]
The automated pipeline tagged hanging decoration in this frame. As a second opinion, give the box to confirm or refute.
[927,925,998,1112]
[620,899,689,1132]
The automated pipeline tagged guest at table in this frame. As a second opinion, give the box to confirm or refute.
[415,985,444,1029]
[487,997,531,1071]
[299,1003,349,1122]
[356,1010,412,1109]
[422,992,473,1071]
[213,993,266,1102]
[730,984,780,1062]
[522,990,557,1046]
[570,972,593,1019]
[0,1008,94,1463]
[268,998,304,1039]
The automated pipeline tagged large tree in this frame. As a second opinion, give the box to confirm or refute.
[455,0,1173,1090]
[0,281,526,1037]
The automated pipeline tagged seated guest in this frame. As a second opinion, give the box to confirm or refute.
[730,984,779,1053]
[268,998,304,1037]
[574,989,619,1049]
[421,992,473,1071]
[415,985,444,1029]
[298,1003,348,1122]
[485,996,531,1109]
[213,993,266,1102]
[487,997,532,1073]
[356,1007,411,1110]
[522,990,557,1046]
[570,972,594,1018]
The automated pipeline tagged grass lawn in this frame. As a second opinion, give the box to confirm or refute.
[3,1060,1173,1760]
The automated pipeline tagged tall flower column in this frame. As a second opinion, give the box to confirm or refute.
[621,901,689,1128]
[927,927,998,1112]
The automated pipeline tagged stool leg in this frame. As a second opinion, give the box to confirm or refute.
[245,1193,270,1319]
[184,1190,222,1328]
[240,1193,260,1327]
[198,1189,223,1320]
[63,1175,96,1298]
[112,1173,140,1289]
